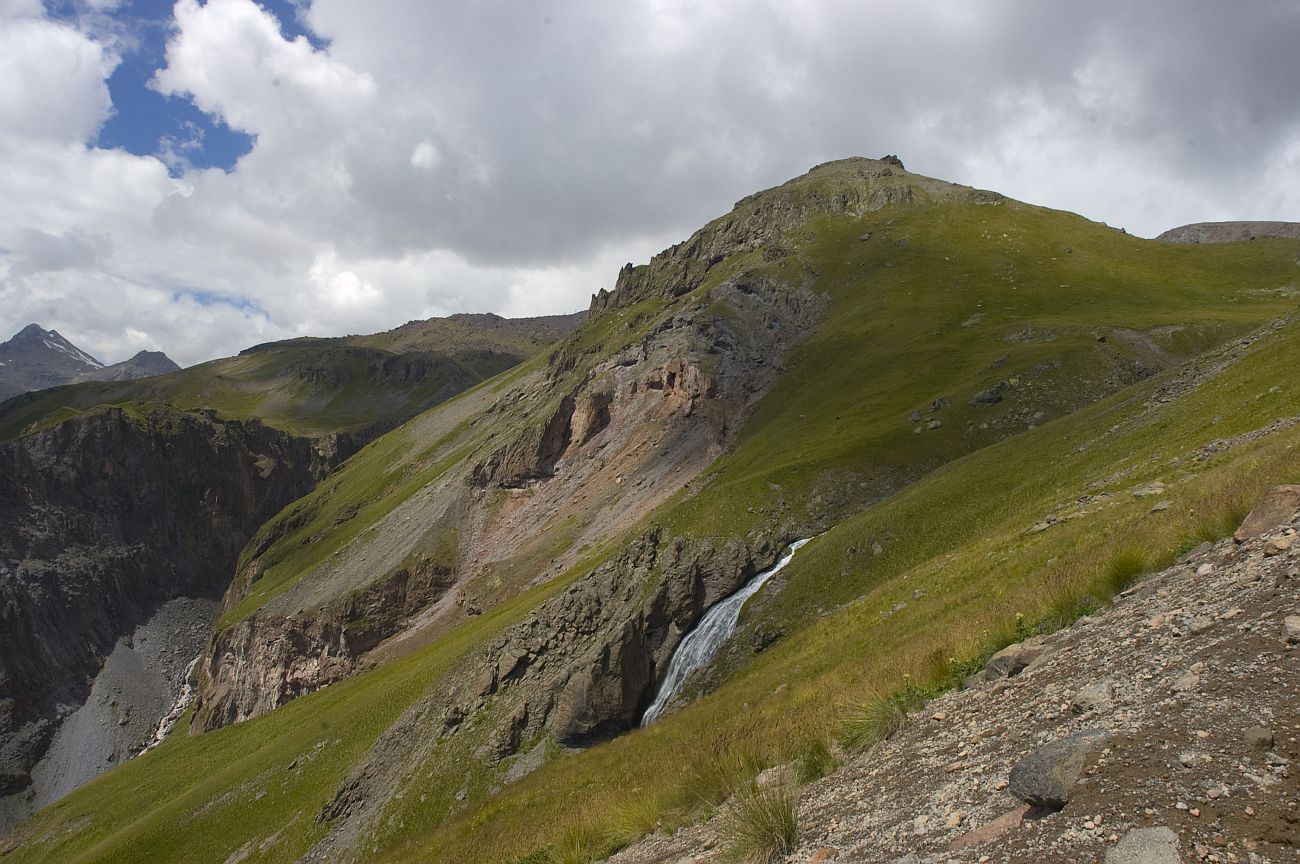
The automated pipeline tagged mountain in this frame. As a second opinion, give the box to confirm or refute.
[76,349,180,383]
[0,325,182,403]
[0,325,104,401]
[2,158,1299,863]
[0,311,583,834]
[0,311,585,442]
[1156,220,1300,244]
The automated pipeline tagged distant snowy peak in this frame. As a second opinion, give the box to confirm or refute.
[41,331,103,369]
[0,324,177,402]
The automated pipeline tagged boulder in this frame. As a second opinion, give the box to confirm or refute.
[1243,727,1275,750]
[1071,680,1114,715]
[1104,826,1181,864]
[1234,485,1300,542]
[968,381,1008,407]
[1007,728,1111,808]
[984,636,1054,680]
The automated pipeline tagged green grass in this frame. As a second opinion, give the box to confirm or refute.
[0,315,579,442]
[838,690,908,751]
[8,168,1300,864]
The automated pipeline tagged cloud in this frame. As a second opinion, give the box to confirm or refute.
[0,13,115,141]
[0,0,1298,368]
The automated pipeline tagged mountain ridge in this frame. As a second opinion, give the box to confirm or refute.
[0,324,181,402]
[1,157,1297,863]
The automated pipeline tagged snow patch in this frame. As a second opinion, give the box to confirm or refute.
[41,334,102,368]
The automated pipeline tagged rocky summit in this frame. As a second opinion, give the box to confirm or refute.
[0,324,180,402]
[0,158,1298,864]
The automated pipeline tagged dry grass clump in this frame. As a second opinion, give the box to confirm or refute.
[717,783,799,864]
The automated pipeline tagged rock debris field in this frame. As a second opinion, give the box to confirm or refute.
[612,487,1300,863]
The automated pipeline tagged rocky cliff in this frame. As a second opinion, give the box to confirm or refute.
[0,405,327,827]
[194,273,825,733]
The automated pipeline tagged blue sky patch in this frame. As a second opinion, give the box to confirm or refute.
[52,0,325,176]
[172,288,269,319]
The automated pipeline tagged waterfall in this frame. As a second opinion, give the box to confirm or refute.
[641,538,812,726]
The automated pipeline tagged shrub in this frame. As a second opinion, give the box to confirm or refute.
[1102,546,1148,595]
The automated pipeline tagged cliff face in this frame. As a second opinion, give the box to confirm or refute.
[193,273,825,732]
[0,406,327,801]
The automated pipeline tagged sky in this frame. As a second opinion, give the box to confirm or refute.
[1,1,1298,366]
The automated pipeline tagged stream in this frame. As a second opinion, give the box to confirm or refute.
[641,538,812,725]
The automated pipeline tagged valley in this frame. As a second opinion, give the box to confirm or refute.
[0,158,1297,864]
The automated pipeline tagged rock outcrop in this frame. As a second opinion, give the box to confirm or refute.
[0,406,326,813]
[194,269,824,734]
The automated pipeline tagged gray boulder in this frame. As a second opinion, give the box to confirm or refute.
[1007,728,1111,808]
[969,381,1008,406]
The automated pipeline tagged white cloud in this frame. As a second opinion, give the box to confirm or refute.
[410,140,440,172]
[1,0,1298,369]
[0,15,115,142]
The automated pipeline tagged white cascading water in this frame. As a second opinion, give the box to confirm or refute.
[641,538,812,726]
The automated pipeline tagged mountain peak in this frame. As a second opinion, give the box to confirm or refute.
[5,324,103,368]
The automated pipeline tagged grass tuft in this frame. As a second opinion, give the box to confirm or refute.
[838,690,907,751]
[1102,545,1148,594]
[792,738,838,784]
[717,783,799,864]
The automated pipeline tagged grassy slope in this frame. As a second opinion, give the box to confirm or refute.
[6,192,1299,863]
[381,307,1300,864]
[0,315,581,441]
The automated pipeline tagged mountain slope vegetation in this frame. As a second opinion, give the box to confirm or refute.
[2,158,1298,864]
[0,312,583,441]
[0,313,582,835]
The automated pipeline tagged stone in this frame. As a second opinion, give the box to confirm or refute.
[985,636,1054,680]
[1132,481,1166,499]
[1264,532,1295,556]
[1150,500,1173,513]
[947,804,1032,852]
[809,848,837,864]
[1170,670,1199,694]
[755,764,795,790]
[1234,485,1300,542]
[1071,681,1114,715]
[1007,728,1111,809]
[1104,826,1182,864]
[1285,615,1300,644]
[969,381,1008,407]
[926,419,943,430]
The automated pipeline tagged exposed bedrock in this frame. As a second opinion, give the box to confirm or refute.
[194,273,824,737]
[0,406,327,808]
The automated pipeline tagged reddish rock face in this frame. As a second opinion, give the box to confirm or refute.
[1234,484,1300,541]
